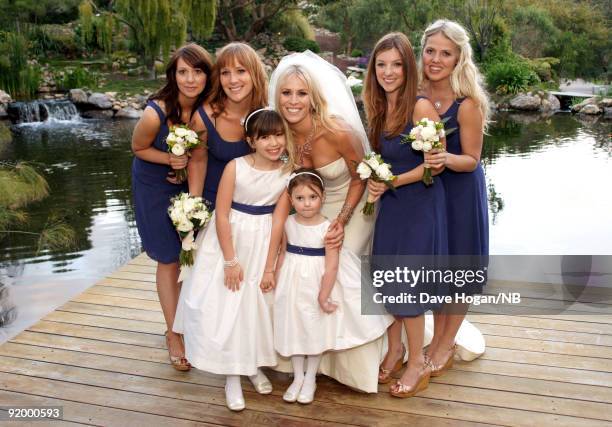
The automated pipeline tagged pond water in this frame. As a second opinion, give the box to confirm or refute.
[0,112,610,341]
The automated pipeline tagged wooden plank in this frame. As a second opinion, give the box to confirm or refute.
[471,322,612,346]
[478,347,611,372]
[484,335,612,359]
[96,277,155,291]
[116,264,157,275]
[27,318,612,369]
[469,305,612,324]
[0,390,211,427]
[57,302,165,323]
[71,293,161,311]
[43,311,163,334]
[2,357,602,427]
[87,285,159,302]
[466,314,612,335]
[107,271,155,283]
[28,321,164,349]
[0,373,343,427]
[487,280,612,304]
[3,341,611,401]
[0,371,478,427]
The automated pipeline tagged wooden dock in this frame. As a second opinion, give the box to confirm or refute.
[1,253,611,426]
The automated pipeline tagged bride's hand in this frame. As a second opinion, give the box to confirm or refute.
[325,220,345,249]
[367,179,387,202]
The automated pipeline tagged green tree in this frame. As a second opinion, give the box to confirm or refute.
[79,0,216,78]
[448,0,503,62]
[216,0,298,41]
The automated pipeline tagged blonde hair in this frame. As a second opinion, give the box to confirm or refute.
[363,33,418,151]
[419,20,490,130]
[274,65,343,137]
[207,42,268,117]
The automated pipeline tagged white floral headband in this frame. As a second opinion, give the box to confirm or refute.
[244,107,273,131]
[286,171,324,188]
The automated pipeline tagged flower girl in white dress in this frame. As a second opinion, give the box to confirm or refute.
[273,169,392,404]
[173,109,294,411]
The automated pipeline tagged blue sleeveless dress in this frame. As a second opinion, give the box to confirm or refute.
[439,99,489,295]
[372,117,449,317]
[199,107,252,208]
[132,101,187,264]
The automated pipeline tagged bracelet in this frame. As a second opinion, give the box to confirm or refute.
[264,269,275,274]
[337,202,354,225]
[223,256,238,268]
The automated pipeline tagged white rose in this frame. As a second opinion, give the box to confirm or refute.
[375,163,393,180]
[177,218,194,232]
[422,141,433,152]
[174,127,189,137]
[169,208,182,223]
[412,140,423,151]
[183,197,196,214]
[420,125,436,141]
[186,134,198,145]
[192,210,210,224]
[438,129,446,139]
[409,127,420,139]
[356,162,372,180]
[171,144,185,156]
[181,231,197,251]
[365,156,379,169]
[166,133,177,143]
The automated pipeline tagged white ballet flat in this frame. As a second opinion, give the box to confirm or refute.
[455,319,486,361]
[224,384,245,412]
[283,377,304,403]
[297,380,316,404]
[249,371,273,394]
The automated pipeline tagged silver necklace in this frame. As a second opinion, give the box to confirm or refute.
[434,101,442,110]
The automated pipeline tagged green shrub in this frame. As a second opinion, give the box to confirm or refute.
[56,66,98,90]
[0,31,42,99]
[351,48,364,58]
[525,57,560,82]
[283,36,320,53]
[485,60,540,95]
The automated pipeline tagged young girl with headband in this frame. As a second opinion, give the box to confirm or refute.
[273,168,392,404]
[174,108,293,411]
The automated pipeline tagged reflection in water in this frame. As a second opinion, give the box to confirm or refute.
[0,113,610,341]
[483,113,611,254]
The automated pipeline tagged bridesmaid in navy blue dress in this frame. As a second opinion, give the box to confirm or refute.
[418,20,490,377]
[187,43,268,208]
[363,33,446,398]
[132,44,213,371]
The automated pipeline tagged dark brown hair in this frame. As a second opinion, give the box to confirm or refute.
[245,109,295,173]
[207,42,268,118]
[287,168,324,197]
[150,43,213,125]
[363,32,418,150]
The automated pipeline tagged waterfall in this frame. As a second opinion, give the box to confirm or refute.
[7,99,80,124]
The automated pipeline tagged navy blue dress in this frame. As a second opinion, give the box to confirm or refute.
[132,101,187,264]
[372,119,449,317]
[439,99,489,295]
[199,107,252,208]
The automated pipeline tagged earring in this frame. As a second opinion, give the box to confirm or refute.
[280,151,289,164]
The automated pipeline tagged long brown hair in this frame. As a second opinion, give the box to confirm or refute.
[149,43,213,125]
[207,43,268,118]
[363,33,418,150]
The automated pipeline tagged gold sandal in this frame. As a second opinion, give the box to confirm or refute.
[430,344,456,377]
[378,344,406,384]
[389,363,431,398]
[165,331,191,371]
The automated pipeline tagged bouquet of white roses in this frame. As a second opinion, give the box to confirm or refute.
[168,192,212,266]
[355,152,396,215]
[166,125,201,183]
[402,118,446,186]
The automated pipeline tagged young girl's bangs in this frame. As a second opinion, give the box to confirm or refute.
[249,111,285,139]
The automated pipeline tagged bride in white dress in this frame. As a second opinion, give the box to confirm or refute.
[264,51,485,392]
